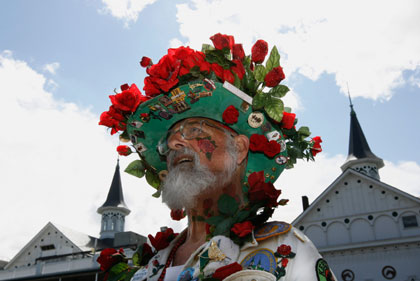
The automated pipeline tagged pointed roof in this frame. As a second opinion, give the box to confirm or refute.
[97,160,130,213]
[341,103,384,171]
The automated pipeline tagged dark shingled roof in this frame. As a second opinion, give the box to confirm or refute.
[98,160,129,210]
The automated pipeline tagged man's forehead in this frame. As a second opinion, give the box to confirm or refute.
[170,117,222,130]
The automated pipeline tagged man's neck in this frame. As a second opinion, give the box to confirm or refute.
[172,179,243,266]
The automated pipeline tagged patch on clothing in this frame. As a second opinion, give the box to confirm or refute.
[240,248,277,274]
[316,259,335,281]
[254,221,291,241]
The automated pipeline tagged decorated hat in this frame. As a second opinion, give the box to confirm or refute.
[100,33,321,197]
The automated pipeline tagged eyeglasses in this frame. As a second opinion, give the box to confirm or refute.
[157,119,235,155]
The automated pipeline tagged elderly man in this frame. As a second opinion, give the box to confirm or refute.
[99,34,335,281]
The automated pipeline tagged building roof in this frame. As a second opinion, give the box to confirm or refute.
[97,160,130,213]
[341,105,384,171]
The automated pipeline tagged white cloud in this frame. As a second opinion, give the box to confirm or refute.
[100,0,157,27]
[169,38,184,48]
[176,0,420,100]
[0,51,178,260]
[42,62,60,75]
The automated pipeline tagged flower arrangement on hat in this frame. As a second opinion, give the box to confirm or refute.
[98,33,322,281]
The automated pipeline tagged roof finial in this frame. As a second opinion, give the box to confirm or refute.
[347,82,354,113]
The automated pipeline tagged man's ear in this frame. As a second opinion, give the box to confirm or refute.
[234,134,249,165]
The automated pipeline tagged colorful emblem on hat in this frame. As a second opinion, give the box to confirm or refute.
[240,248,277,274]
[254,221,291,241]
[316,259,335,281]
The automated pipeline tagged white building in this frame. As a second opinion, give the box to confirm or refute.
[293,104,420,281]
[0,160,146,281]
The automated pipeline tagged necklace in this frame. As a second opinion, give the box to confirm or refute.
[157,231,187,281]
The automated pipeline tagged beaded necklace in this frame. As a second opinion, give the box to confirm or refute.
[157,231,187,281]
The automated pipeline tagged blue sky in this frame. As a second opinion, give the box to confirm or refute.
[1,0,419,260]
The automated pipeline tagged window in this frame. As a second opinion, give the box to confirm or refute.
[40,244,55,251]
[402,215,418,228]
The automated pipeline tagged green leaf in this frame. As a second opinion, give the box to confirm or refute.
[132,252,139,266]
[146,170,161,189]
[254,65,267,82]
[298,126,311,137]
[252,92,268,110]
[204,49,234,69]
[201,44,214,53]
[205,215,225,225]
[243,67,257,94]
[123,270,136,281]
[233,73,241,88]
[269,85,289,98]
[152,189,161,198]
[110,262,129,275]
[264,98,284,122]
[217,194,239,216]
[213,217,234,236]
[124,160,145,178]
[233,209,251,223]
[266,46,280,72]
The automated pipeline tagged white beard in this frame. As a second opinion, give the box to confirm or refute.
[161,139,238,210]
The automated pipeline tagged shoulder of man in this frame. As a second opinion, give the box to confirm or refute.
[237,221,336,281]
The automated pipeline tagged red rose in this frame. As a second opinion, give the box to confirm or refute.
[116,145,132,156]
[210,33,235,50]
[231,221,254,238]
[249,134,269,152]
[99,106,126,135]
[198,138,216,154]
[205,223,211,234]
[211,63,225,80]
[232,44,245,60]
[264,66,285,87]
[264,140,281,158]
[148,228,178,251]
[140,56,152,68]
[277,244,292,256]
[248,171,265,187]
[251,40,268,63]
[281,112,296,130]
[143,54,181,96]
[231,59,245,80]
[109,83,149,113]
[223,69,235,84]
[311,136,323,156]
[281,258,289,267]
[222,105,239,124]
[248,171,281,208]
[138,243,153,266]
[153,259,159,267]
[140,113,149,118]
[212,262,242,280]
[97,248,124,272]
[170,209,186,221]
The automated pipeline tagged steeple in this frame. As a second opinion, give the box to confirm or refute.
[97,160,131,240]
[340,93,384,179]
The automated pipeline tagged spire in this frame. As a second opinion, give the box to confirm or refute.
[97,160,130,240]
[341,90,384,179]
[98,159,129,210]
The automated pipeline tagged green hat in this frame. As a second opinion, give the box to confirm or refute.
[100,33,319,196]
[126,79,288,188]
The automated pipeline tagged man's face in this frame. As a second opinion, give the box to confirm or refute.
[166,118,236,173]
[160,118,238,209]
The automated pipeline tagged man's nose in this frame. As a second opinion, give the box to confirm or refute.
[167,131,189,150]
